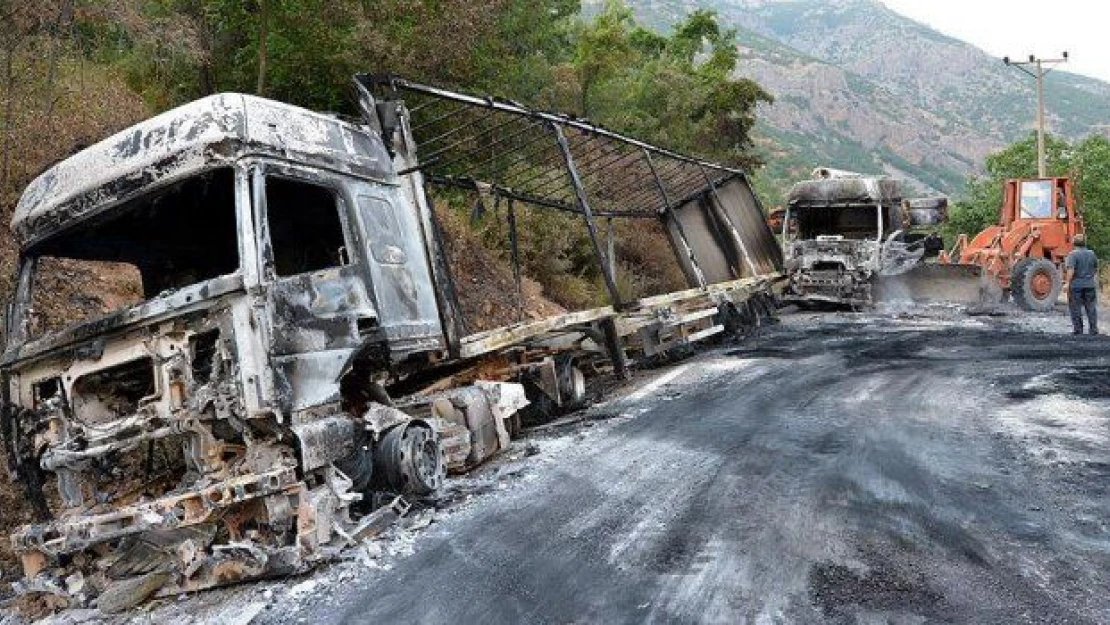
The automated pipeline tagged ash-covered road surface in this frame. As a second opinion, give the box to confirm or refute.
[271,310,1110,624]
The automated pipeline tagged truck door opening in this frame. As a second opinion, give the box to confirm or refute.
[265,176,349,276]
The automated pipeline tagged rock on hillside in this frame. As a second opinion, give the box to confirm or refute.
[735,28,988,194]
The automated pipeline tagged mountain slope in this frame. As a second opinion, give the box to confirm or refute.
[723,0,1110,141]
[733,26,986,194]
[614,0,1110,198]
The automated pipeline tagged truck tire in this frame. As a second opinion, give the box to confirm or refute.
[521,356,586,425]
[1011,257,1061,312]
[555,356,587,411]
[374,423,445,496]
[335,426,374,494]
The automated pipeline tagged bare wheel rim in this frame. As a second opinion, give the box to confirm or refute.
[412,429,441,488]
[1030,269,1053,299]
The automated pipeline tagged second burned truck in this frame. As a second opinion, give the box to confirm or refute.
[780,169,981,306]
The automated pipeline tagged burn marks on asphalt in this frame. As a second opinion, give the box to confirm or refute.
[1005,365,1110,401]
[808,560,948,621]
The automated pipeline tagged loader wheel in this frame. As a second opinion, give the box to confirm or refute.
[1011,258,1061,312]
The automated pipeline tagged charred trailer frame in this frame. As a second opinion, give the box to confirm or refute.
[363,75,783,374]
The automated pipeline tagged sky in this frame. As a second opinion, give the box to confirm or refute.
[880,0,1110,83]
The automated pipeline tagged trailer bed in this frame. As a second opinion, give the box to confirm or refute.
[459,275,782,361]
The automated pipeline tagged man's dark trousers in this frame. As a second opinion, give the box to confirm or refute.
[1069,287,1098,334]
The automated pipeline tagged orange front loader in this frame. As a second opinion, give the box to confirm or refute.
[940,177,1085,311]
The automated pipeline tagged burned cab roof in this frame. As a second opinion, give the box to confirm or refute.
[787,178,902,208]
[13,94,394,248]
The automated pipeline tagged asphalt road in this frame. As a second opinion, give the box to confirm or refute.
[279,313,1110,624]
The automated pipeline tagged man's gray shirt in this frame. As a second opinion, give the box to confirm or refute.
[1066,247,1099,290]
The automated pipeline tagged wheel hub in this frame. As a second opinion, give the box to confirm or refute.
[1031,270,1053,299]
[375,424,445,496]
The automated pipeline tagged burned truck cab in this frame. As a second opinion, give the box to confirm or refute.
[0,94,460,601]
[781,175,906,306]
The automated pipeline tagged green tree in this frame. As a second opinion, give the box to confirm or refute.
[469,0,579,101]
[117,0,363,109]
[1072,134,1110,259]
[571,4,772,170]
[572,1,635,117]
[92,0,582,113]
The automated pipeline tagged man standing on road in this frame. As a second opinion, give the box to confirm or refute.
[1064,234,1099,335]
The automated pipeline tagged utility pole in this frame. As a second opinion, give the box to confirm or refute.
[1003,52,1068,178]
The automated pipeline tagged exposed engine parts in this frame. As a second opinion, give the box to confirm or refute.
[4,370,524,611]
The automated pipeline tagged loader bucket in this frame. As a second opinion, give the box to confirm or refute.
[873,263,996,305]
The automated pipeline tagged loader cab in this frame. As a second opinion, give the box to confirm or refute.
[1004,176,1085,255]
[1008,177,1078,224]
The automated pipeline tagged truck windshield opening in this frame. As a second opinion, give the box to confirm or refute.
[794,206,879,240]
[23,168,240,340]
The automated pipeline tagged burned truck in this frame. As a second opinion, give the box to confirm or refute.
[1,89,492,607]
[780,173,950,306]
[0,75,782,609]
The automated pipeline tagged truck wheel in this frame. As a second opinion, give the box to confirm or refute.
[555,356,587,411]
[1011,258,1061,312]
[335,427,374,493]
[521,356,586,425]
[375,423,445,496]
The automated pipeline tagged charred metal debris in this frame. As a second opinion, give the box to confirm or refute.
[0,75,783,613]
